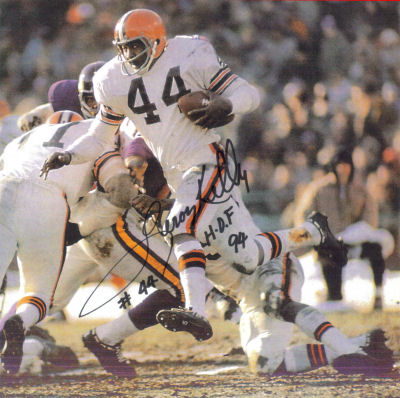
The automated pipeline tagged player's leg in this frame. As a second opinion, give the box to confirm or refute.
[194,186,345,277]
[231,187,347,271]
[16,188,69,327]
[49,242,100,314]
[83,289,181,377]
[157,163,227,341]
[0,178,19,290]
[281,329,392,374]
[0,225,17,294]
[2,186,69,374]
[0,224,18,368]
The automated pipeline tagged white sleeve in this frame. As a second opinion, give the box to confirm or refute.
[188,38,260,114]
[66,118,118,164]
[224,79,260,114]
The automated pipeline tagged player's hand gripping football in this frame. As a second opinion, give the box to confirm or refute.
[188,92,234,129]
[40,151,72,179]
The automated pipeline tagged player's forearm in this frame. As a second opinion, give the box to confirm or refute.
[66,120,117,164]
[225,80,260,114]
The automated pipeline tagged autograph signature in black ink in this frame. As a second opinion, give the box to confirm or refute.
[197,138,249,205]
[162,138,249,235]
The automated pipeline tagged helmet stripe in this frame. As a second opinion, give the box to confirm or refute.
[119,11,132,41]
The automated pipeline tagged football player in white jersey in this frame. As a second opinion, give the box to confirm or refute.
[41,9,348,340]
[0,110,139,375]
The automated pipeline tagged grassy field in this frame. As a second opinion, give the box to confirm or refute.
[1,310,400,397]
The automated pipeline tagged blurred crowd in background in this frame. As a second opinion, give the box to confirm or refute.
[2,1,400,267]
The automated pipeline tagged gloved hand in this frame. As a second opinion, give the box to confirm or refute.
[18,115,42,132]
[188,92,234,129]
[40,151,72,179]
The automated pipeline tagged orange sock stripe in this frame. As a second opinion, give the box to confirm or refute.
[307,344,326,368]
[314,322,333,341]
[180,257,206,265]
[318,344,327,366]
[17,296,47,322]
[258,232,282,259]
[307,344,318,368]
[179,258,206,272]
[180,251,206,261]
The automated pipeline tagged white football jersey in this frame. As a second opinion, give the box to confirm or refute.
[0,119,99,205]
[89,35,259,188]
[117,117,137,153]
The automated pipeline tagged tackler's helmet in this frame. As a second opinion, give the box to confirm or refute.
[78,61,105,119]
[46,110,83,125]
[113,9,167,75]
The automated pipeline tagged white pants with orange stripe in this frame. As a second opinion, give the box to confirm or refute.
[0,175,69,325]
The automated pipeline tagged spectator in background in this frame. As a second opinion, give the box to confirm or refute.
[293,147,393,310]
[319,15,353,81]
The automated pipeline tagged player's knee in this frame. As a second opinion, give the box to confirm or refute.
[229,239,260,274]
[173,234,203,257]
[245,336,286,374]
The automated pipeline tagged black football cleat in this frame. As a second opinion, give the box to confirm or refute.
[333,351,394,376]
[307,211,348,268]
[156,308,213,341]
[362,328,394,366]
[334,328,394,376]
[25,325,79,371]
[1,315,25,375]
[82,329,136,378]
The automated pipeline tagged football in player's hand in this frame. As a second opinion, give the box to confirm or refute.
[178,91,210,122]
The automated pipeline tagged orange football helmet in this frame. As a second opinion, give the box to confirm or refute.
[113,9,167,74]
[46,110,83,125]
